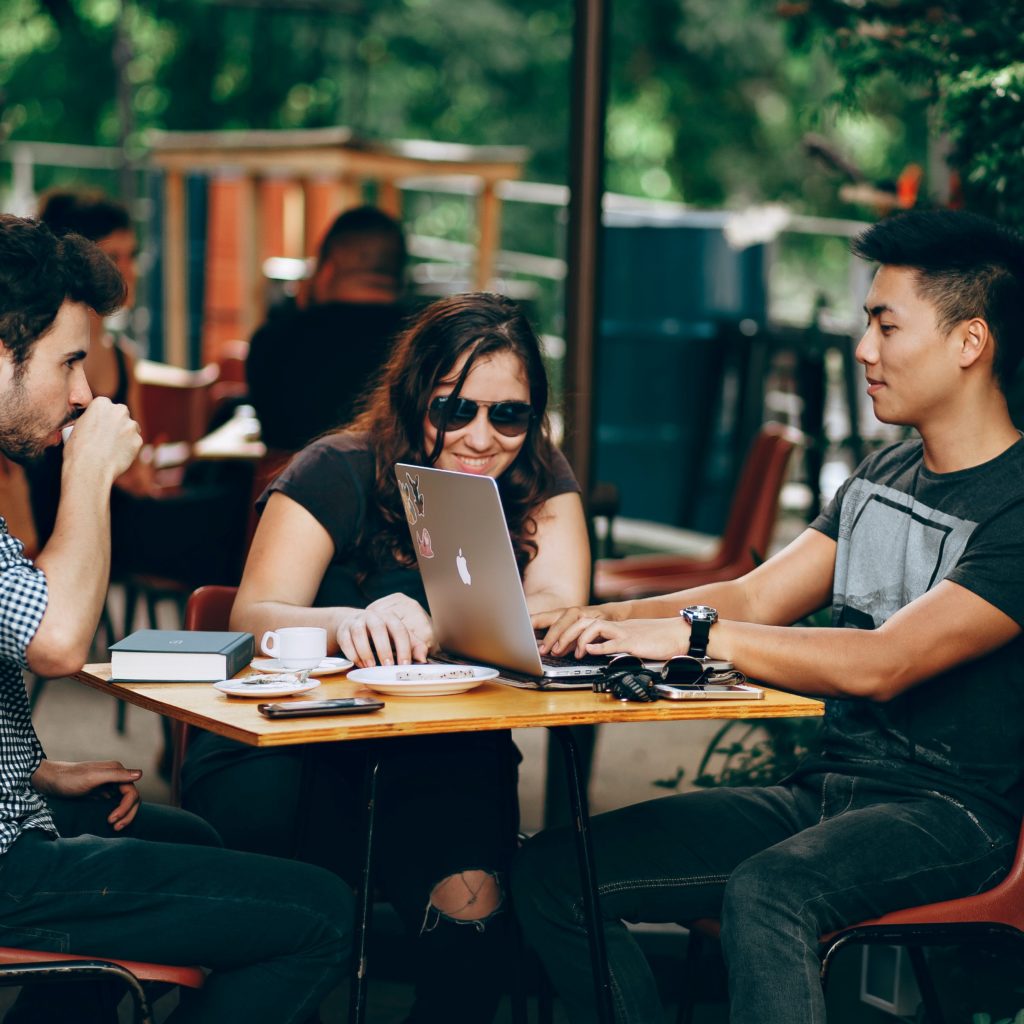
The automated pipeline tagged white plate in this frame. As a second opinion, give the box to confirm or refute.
[250,657,353,677]
[347,665,498,696]
[214,677,322,699]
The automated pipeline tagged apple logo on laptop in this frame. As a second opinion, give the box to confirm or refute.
[456,548,472,586]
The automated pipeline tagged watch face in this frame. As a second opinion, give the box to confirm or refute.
[684,605,718,624]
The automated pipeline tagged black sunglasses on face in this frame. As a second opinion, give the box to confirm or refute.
[428,395,534,437]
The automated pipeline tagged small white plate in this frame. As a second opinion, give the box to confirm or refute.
[215,677,322,699]
[250,656,353,677]
[348,665,498,697]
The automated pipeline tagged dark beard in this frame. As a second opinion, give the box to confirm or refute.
[0,429,49,464]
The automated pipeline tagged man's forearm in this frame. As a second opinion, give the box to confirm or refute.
[625,578,757,623]
[30,471,114,675]
[712,619,902,701]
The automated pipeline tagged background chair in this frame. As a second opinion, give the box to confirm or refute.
[134,360,221,450]
[592,423,805,601]
[171,585,240,805]
[0,946,204,1024]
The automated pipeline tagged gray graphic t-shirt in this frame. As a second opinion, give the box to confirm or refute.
[804,438,1024,828]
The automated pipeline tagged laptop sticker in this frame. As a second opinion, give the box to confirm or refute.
[416,527,435,559]
[399,472,426,525]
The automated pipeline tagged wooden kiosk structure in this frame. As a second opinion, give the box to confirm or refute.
[147,127,527,366]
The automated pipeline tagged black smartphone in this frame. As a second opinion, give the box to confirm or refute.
[258,697,385,718]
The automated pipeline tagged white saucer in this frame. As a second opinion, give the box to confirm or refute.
[215,677,322,699]
[347,665,498,697]
[250,656,353,677]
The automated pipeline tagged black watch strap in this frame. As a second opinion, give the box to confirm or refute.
[687,619,712,659]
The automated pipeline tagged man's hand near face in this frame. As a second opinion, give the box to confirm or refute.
[61,397,142,487]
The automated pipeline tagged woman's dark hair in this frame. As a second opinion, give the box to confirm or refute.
[38,188,132,243]
[0,215,125,367]
[348,292,561,572]
[852,209,1024,390]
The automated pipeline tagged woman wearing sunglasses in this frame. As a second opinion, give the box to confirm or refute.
[181,292,589,1023]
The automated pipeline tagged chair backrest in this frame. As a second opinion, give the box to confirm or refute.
[215,339,250,385]
[716,422,804,568]
[184,585,239,632]
[135,360,220,445]
[175,585,240,806]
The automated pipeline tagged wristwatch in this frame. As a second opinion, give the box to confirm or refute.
[681,605,718,659]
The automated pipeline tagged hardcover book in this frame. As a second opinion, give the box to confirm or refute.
[109,629,254,682]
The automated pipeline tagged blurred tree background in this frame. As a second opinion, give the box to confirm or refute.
[2,0,943,216]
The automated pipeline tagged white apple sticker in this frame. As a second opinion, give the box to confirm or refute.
[456,548,472,586]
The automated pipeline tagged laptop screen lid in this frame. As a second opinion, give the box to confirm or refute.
[395,462,590,679]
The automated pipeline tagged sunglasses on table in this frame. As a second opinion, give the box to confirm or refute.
[594,655,744,702]
[427,395,534,437]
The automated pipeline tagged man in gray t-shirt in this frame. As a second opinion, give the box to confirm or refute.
[518,209,1024,1024]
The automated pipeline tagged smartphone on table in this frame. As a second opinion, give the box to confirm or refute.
[258,697,385,718]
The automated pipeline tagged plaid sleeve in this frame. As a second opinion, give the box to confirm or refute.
[0,518,49,668]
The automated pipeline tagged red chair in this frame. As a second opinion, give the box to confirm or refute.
[171,585,240,806]
[0,946,204,1024]
[676,816,1024,1024]
[592,424,804,601]
[134,360,220,448]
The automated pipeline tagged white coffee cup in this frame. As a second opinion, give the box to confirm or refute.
[260,627,327,670]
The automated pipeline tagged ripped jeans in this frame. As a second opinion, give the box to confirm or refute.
[513,772,1018,1024]
[183,729,521,1024]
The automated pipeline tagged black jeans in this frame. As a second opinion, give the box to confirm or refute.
[513,772,1018,1024]
[183,729,521,1024]
[0,795,352,1024]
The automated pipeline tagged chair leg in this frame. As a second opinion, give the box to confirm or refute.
[121,583,138,640]
[537,967,555,1024]
[675,927,706,1024]
[349,753,381,1024]
[906,945,946,1024]
[506,919,530,1024]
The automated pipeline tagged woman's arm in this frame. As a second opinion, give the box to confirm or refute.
[231,491,433,666]
[522,491,591,614]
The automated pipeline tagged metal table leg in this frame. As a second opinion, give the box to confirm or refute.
[549,726,614,1023]
[349,753,381,1024]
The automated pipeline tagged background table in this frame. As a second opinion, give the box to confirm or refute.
[74,665,823,1023]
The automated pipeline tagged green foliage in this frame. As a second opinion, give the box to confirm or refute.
[0,0,919,217]
[786,0,1024,222]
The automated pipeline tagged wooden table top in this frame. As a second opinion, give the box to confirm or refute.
[74,664,824,748]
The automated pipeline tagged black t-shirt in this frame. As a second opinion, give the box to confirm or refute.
[260,432,581,612]
[246,302,408,451]
[801,437,1024,828]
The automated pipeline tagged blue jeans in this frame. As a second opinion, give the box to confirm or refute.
[0,797,353,1024]
[513,773,1018,1024]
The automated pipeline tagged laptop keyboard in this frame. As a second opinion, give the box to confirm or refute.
[540,650,608,669]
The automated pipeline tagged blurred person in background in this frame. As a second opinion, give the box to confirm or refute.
[246,205,409,451]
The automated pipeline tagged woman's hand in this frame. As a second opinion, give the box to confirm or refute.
[570,616,689,662]
[31,759,143,832]
[533,600,634,656]
[336,593,435,667]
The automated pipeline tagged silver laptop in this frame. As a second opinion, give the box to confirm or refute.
[395,462,606,687]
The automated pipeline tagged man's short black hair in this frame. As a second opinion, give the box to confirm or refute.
[37,188,132,243]
[852,210,1024,390]
[0,214,125,365]
[317,205,407,281]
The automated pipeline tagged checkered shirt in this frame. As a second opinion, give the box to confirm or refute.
[0,516,56,854]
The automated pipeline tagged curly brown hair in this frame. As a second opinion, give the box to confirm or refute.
[345,292,564,574]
